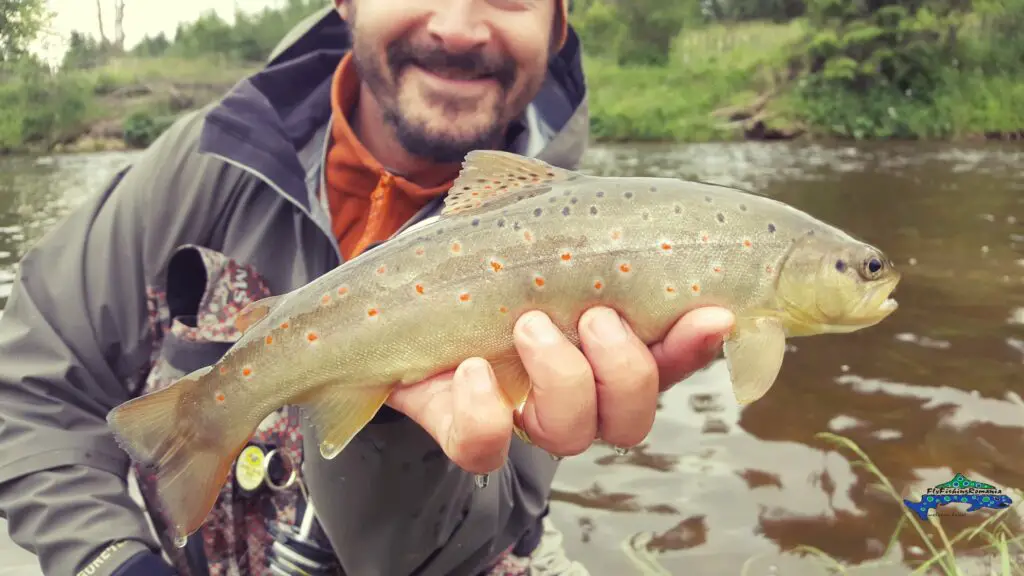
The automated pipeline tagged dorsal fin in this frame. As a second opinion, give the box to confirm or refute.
[442,150,579,217]
[233,294,285,333]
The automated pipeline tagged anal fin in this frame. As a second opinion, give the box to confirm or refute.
[488,350,535,445]
[299,383,395,459]
[723,317,787,405]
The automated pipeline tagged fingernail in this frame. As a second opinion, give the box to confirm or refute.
[588,308,627,343]
[519,313,561,345]
[693,307,735,333]
[704,334,724,356]
[460,358,494,394]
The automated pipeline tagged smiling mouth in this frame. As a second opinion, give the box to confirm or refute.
[413,65,495,83]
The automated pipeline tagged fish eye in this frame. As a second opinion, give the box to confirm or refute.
[860,256,885,279]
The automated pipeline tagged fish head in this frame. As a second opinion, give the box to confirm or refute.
[774,233,900,334]
[996,495,1014,508]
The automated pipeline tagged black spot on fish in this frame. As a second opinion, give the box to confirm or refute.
[549,197,557,203]
[436,228,445,235]
[596,190,605,198]
[534,208,543,217]
[624,191,634,199]
[567,175,580,182]
[497,219,506,228]
[649,186,658,193]
[768,223,776,233]
[739,204,748,212]
[513,221,522,231]
[590,206,598,215]
[642,212,650,221]
[562,206,571,216]
[471,218,480,227]
[835,259,847,272]
[674,205,683,214]
[807,230,815,236]
[705,196,713,203]
[716,213,726,223]
[570,197,578,204]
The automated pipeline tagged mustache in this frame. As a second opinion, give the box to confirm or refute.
[386,40,517,90]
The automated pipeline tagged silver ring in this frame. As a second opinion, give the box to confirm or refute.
[263,448,297,491]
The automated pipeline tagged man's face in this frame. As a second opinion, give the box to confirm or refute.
[340,0,556,163]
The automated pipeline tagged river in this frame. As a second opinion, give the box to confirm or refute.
[1,143,1021,575]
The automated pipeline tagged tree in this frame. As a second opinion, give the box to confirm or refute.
[0,0,52,62]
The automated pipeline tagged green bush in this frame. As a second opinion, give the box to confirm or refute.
[122,111,175,148]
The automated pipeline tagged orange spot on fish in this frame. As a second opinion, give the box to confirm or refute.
[700,233,710,243]
[415,283,425,295]
[499,306,509,314]
[660,241,673,253]
[523,230,534,243]
[665,285,678,295]
[691,283,701,294]
[742,239,753,249]
[450,241,462,254]
[306,331,319,343]
[458,292,471,303]
[218,365,228,375]
[265,335,273,345]
[560,251,572,262]
[215,391,226,404]
[337,286,349,297]
[414,246,426,257]
[376,265,387,275]
[593,279,604,291]
[321,293,331,305]
[280,321,290,329]
[618,263,632,274]
[489,258,504,272]
[242,367,253,378]
[533,275,546,288]
[713,264,723,274]
[367,308,379,318]
[765,264,774,274]
[610,230,622,241]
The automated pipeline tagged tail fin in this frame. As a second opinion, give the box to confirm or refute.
[902,499,930,521]
[107,366,244,540]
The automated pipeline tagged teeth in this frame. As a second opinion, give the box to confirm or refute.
[880,298,898,312]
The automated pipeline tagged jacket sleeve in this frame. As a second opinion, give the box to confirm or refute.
[0,109,242,576]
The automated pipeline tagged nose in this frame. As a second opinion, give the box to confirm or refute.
[425,0,491,53]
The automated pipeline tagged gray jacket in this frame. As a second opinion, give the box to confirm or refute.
[0,7,589,576]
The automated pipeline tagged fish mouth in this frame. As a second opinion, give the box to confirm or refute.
[855,273,901,321]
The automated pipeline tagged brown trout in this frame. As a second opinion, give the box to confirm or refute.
[106,151,900,539]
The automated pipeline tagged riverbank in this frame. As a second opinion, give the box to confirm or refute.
[6,19,1024,155]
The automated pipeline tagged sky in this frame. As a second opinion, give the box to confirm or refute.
[34,0,284,63]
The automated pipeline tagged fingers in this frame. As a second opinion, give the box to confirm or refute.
[650,307,735,391]
[514,311,597,456]
[386,358,512,474]
[578,307,659,448]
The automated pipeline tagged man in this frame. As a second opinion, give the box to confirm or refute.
[0,1,735,575]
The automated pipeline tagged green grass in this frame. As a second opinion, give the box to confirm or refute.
[584,20,805,142]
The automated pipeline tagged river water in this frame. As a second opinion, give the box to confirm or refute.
[0,143,1021,575]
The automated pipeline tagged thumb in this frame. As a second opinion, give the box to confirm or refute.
[446,358,513,474]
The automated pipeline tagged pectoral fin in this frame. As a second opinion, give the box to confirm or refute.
[724,317,787,405]
[488,350,535,446]
[299,384,395,459]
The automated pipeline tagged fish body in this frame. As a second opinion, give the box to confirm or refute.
[903,493,1013,521]
[107,151,901,539]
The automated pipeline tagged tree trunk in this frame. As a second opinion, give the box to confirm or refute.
[95,0,109,46]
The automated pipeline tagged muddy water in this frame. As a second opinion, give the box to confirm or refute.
[1,143,1022,575]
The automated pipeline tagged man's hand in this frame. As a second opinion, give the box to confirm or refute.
[386,306,735,474]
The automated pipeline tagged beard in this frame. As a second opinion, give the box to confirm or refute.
[349,21,529,163]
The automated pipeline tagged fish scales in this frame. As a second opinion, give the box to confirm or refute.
[106,150,900,540]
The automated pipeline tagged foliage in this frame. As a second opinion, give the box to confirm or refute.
[122,110,174,148]
[0,0,51,62]
[572,0,700,66]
